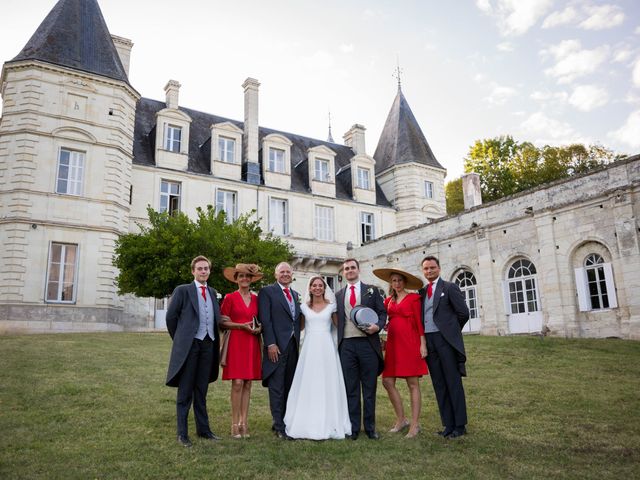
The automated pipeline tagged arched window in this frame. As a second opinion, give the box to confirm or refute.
[507,259,539,314]
[455,270,480,333]
[575,253,617,311]
[454,271,478,319]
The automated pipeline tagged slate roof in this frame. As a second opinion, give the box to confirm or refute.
[373,88,444,174]
[133,98,392,207]
[8,0,129,84]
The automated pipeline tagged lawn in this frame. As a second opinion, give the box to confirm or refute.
[0,333,638,479]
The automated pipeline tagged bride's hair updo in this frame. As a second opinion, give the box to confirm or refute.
[307,276,328,307]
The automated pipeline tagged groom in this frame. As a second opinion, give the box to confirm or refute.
[259,261,302,439]
[336,258,386,440]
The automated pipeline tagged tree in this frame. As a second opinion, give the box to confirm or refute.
[445,177,464,215]
[463,136,520,202]
[113,206,295,298]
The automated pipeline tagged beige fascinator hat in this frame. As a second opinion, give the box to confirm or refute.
[372,268,424,290]
[223,263,264,283]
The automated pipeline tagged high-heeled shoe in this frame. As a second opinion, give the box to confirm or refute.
[231,423,242,439]
[388,419,410,433]
[405,425,421,438]
[239,423,250,438]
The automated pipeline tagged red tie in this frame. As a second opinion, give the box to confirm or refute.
[427,282,433,299]
[349,285,356,308]
[200,285,207,301]
[284,287,292,302]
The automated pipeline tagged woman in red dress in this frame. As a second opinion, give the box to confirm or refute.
[220,264,263,438]
[373,268,427,439]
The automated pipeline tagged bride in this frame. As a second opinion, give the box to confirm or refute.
[284,276,351,440]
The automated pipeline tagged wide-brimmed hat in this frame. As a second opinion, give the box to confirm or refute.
[223,263,264,283]
[372,268,424,290]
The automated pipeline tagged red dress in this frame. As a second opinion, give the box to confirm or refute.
[221,291,261,380]
[382,293,428,378]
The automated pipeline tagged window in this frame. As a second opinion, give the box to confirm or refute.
[356,167,371,190]
[323,275,338,291]
[575,254,617,311]
[218,136,235,163]
[455,271,478,319]
[269,198,288,235]
[360,212,375,243]
[424,180,434,199]
[56,149,85,195]
[268,148,286,173]
[164,124,182,152]
[160,180,181,214]
[507,259,539,314]
[314,158,330,181]
[315,206,334,241]
[46,243,78,303]
[215,189,237,223]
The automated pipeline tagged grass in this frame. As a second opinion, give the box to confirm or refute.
[0,333,638,479]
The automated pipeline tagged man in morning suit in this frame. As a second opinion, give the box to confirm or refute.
[259,261,302,439]
[336,258,387,440]
[166,255,221,447]
[419,255,470,439]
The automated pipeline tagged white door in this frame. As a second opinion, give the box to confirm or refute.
[506,260,542,334]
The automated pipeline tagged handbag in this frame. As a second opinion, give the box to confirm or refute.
[220,330,230,367]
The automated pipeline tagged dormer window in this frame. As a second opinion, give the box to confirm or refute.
[315,158,330,182]
[357,167,371,190]
[269,148,286,173]
[218,136,236,163]
[164,124,182,152]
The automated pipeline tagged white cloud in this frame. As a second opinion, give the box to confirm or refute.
[497,41,515,52]
[301,50,334,70]
[521,111,575,139]
[485,83,517,105]
[633,57,640,87]
[473,73,487,83]
[542,6,578,28]
[339,44,354,53]
[568,85,609,111]
[530,90,568,103]
[636,26,640,34]
[608,110,640,148]
[542,39,609,84]
[476,0,553,36]
[613,48,633,63]
[579,4,625,30]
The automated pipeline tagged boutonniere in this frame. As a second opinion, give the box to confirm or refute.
[366,287,375,296]
[216,292,222,300]
[295,293,302,304]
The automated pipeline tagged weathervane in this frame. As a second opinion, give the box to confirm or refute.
[393,56,403,92]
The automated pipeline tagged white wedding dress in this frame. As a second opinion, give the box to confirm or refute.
[284,303,351,440]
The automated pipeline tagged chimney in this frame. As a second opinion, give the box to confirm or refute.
[343,124,366,155]
[111,35,133,77]
[242,77,261,184]
[164,80,181,110]
[462,172,483,209]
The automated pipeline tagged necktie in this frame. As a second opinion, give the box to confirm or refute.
[427,282,433,299]
[284,287,292,302]
[200,285,207,301]
[349,285,356,308]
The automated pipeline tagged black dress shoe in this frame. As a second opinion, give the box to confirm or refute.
[365,431,380,440]
[177,435,192,447]
[275,430,293,440]
[347,432,359,440]
[438,426,454,437]
[197,431,220,441]
[448,427,466,439]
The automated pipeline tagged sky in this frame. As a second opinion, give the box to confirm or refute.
[1,0,639,180]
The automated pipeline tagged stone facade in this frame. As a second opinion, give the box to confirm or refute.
[354,156,640,340]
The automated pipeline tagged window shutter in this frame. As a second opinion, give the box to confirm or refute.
[603,263,618,309]
[574,267,590,312]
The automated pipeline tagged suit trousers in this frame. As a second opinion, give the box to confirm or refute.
[425,332,467,429]
[340,337,379,434]
[176,336,214,436]
[267,337,299,432]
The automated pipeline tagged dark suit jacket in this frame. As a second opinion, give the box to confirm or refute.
[419,279,470,361]
[258,283,302,384]
[165,282,221,387]
[336,282,387,375]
